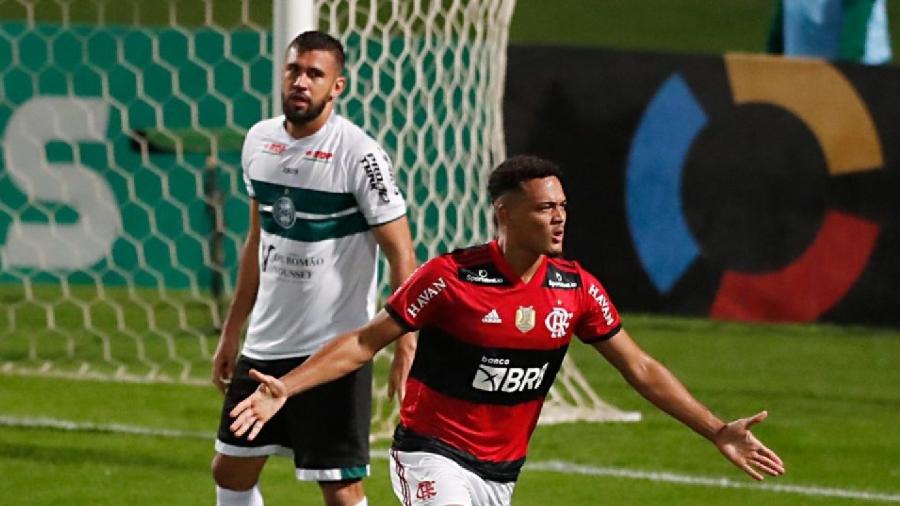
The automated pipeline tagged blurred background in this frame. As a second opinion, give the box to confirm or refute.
[1,1,898,504]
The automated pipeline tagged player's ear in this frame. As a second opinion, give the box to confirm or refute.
[494,202,510,229]
[330,75,346,100]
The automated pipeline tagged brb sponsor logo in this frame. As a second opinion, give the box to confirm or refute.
[471,356,548,393]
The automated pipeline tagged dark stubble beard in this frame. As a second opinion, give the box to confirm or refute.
[282,94,327,125]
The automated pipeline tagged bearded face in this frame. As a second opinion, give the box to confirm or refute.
[280,47,344,129]
[282,89,327,125]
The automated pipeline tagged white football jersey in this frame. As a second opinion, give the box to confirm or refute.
[240,112,406,359]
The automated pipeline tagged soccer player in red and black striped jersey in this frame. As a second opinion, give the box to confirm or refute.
[228,155,785,505]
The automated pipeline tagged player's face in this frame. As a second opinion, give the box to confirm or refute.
[503,176,567,257]
[281,48,345,125]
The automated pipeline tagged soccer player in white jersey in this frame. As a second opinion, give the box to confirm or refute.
[224,156,785,505]
[210,31,417,506]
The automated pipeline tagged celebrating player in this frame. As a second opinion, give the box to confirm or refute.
[227,155,784,505]
[210,31,416,506]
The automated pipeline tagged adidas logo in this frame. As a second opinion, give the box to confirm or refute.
[481,309,502,324]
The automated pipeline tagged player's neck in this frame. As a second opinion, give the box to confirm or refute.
[496,237,543,283]
[284,108,332,139]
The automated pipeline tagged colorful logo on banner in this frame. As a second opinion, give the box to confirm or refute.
[625,54,882,321]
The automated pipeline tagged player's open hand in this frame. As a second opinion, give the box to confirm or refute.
[713,410,785,480]
[228,369,288,440]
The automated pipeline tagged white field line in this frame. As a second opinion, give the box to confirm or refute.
[0,415,214,439]
[3,416,899,503]
[524,460,900,503]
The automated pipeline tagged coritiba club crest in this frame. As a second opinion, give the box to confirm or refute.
[273,195,296,228]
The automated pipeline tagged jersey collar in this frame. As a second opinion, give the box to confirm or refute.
[278,110,336,144]
[488,239,547,288]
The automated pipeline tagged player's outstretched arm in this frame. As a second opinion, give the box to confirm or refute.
[594,328,785,480]
[229,310,406,440]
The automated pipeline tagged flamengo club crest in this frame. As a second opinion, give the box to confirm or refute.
[545,307,573,338]
[515,306,536,333]
[416,480,437,501]
[273,195,296,229]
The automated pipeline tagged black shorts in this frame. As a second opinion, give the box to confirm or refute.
[215,355,372,481]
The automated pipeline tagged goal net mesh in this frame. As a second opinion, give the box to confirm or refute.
[0,0,638,439]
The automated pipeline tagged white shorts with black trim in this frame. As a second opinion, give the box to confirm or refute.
[389,449,515,506]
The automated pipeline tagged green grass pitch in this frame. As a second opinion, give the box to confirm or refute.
[2,1,900,504]
[3,314,899,505]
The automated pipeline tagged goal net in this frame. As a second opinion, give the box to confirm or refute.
[0,0,638,437]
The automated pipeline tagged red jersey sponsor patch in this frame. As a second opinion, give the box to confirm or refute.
[304,149,334,161]
[262,142,287,154]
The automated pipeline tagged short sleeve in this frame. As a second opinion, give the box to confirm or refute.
[350,144,407,225]
[241,127,257,198]
[575,269,622,343]
[385,257,450,331]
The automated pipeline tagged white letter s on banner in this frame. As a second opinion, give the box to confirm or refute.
[1,97,121,270]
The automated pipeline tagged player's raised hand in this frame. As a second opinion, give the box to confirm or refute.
[228,369,288,440]
[713,410,785,480]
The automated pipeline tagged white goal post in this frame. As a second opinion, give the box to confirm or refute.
[0,0,638,438]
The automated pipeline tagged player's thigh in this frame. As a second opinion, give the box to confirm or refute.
[211,453,268,490]
[284,361,373,480]
[389,450,474,506]
[463,468,514,506]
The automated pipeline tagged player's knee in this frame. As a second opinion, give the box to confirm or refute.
[318,479,365,506]
[211,453,265,491]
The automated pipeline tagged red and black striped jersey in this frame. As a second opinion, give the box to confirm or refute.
[384,240,621,482]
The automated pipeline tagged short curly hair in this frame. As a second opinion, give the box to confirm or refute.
[487,155,563,202]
